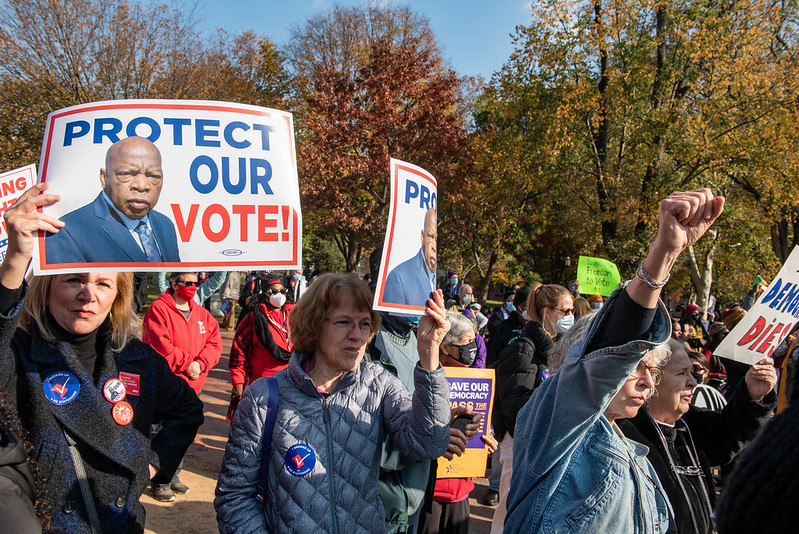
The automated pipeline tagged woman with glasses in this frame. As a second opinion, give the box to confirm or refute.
[619,339,776,534]
[215,273,453,533]
[227,278,294,419]
[490,282,572,532]
[505,189,725,534]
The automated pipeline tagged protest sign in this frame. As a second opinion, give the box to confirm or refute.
[0,164,37,264]
[436,367,495,479]
[576,255,621,297]
[373,158,437,314]
[715,246,799,365]
[33,99,301,274]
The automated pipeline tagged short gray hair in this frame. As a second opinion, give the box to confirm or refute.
[442,311,474,346]
[547,310,598,374]
[458,284,473,299]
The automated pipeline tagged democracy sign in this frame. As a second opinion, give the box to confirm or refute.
[576,255,621,297]
[436,367,495,480]
[33,100,301,274]
[373,158,437,314]
[715,246,799,365]
[0,164,37,264]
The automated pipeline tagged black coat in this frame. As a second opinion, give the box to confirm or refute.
[618,386,776,534]
[0,295,204,533]
[486,311,525,368]
[493,321,553,439]
[0,426,40,533]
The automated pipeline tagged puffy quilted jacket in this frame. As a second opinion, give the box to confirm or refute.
[215,350,451,533]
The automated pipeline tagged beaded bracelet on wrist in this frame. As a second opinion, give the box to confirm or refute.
[636,260,670,289]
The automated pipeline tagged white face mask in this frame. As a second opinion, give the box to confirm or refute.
[552,312,574,334]
[521,310,529,321]
[269,293,287,308]
[462,295,473,305]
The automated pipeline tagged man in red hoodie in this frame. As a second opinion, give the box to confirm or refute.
[143,271,222,501]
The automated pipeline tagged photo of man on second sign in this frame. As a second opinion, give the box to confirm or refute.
[383,207,436,307]
[45,136,181,264]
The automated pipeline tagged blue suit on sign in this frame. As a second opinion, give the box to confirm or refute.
[383,248,436,308]
[44,193,181,265]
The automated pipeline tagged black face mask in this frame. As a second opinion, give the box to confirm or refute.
[692,372,705,384]
[452,340,477,366]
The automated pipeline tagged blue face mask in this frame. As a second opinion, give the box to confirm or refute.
[450,278,458,286]
[406,316,421,325]
[505,302,515,312]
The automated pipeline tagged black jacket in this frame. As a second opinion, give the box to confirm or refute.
[1,290,204,533]
[0,426,40,533]
[618,386,776,534]
[486,311,525,368]
[493,321,553,439]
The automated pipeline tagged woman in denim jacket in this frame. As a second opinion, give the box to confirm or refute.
[505,189,725,534]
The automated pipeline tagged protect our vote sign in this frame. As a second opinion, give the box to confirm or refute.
[715,246,799,365]
[436,367,495,479]
[33,100,302,274]
[0,164,37,264]
[373,158,438,314]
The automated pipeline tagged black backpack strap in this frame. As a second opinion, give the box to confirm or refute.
[256,376,279,508]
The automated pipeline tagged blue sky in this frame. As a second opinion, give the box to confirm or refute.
[194,0,533,79]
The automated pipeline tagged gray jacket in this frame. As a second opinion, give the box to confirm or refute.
[215,350,451,533]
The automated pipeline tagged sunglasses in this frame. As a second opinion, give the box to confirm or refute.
[175,280,198,287]
[267,288,287,295]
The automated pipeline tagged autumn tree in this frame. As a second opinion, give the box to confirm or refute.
[0,0,288,170]
[484,0,799,301]
[286,4,466,271]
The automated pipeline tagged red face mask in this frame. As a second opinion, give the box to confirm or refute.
[175,285,198,302]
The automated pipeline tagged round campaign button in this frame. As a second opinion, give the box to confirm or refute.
[102,379,126,403]
[111,401,134,426]
[284,444,316,477]
[43,371,80,405]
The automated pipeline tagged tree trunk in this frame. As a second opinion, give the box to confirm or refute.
[686,231,718,318]
[477,251,498,302]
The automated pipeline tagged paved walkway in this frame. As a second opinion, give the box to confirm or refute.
[143,330,496,533]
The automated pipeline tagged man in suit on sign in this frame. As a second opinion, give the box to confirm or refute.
[383,207,437,308]
[44,136,181,265]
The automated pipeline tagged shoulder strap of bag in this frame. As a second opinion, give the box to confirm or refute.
[62,427,102,534]
[256,376,279,508]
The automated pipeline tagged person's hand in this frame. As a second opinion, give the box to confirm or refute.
[651,189,725,257]
[186,361,202,380]
[0,183,64,289]
[482,434,498,456]
[226,384,244,422]
[148,464,158,479]
[442,407,483,460]
[744,357,777,402]
[416,289,450,370]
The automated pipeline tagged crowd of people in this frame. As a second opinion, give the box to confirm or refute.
[0,183,795,534]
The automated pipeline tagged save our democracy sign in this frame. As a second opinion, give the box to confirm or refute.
[0,164,36,264]
[715,246,799,365]
[436,367,495,479]
[373,158,438,315]
[33,99,302,274]
[576,255,621,297]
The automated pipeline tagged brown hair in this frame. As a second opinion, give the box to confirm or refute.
[21,272,139,350]
[573,297,591,319]
[289,273,380,353]
[527,283,571,324]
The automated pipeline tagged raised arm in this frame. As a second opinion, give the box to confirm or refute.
[0,183,64,289]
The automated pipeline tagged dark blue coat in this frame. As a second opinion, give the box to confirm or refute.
[43,193,181,265]
[0,294,204,533]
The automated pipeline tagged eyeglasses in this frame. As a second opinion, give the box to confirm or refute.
[629,364,663,386]
[175,280,198,287]
[554,307,574,315]
[325,318,373,335]
[266,288,287,295]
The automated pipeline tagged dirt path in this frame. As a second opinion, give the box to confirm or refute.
[143,331,495,533]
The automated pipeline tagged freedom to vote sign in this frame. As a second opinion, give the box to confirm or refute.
[715,246,799,365]
[0,164,36,264]
[33,100,301,273]
[373,158,438,314]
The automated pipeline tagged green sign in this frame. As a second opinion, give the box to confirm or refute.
[576,256,621,297]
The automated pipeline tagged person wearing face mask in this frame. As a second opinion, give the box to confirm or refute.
[488,291,516,341]
[487,288,530,368]
[227,279,295,419]
[618,339,776,534]
[490,282,572,532]
[681,304,708,349]
[142,271,222,501]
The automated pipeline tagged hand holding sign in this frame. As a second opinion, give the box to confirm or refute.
[744,357,778,401]
[417,289,450,371]
[0,183,63,289]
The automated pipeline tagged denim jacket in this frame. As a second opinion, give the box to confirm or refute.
[505,288,673,533]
